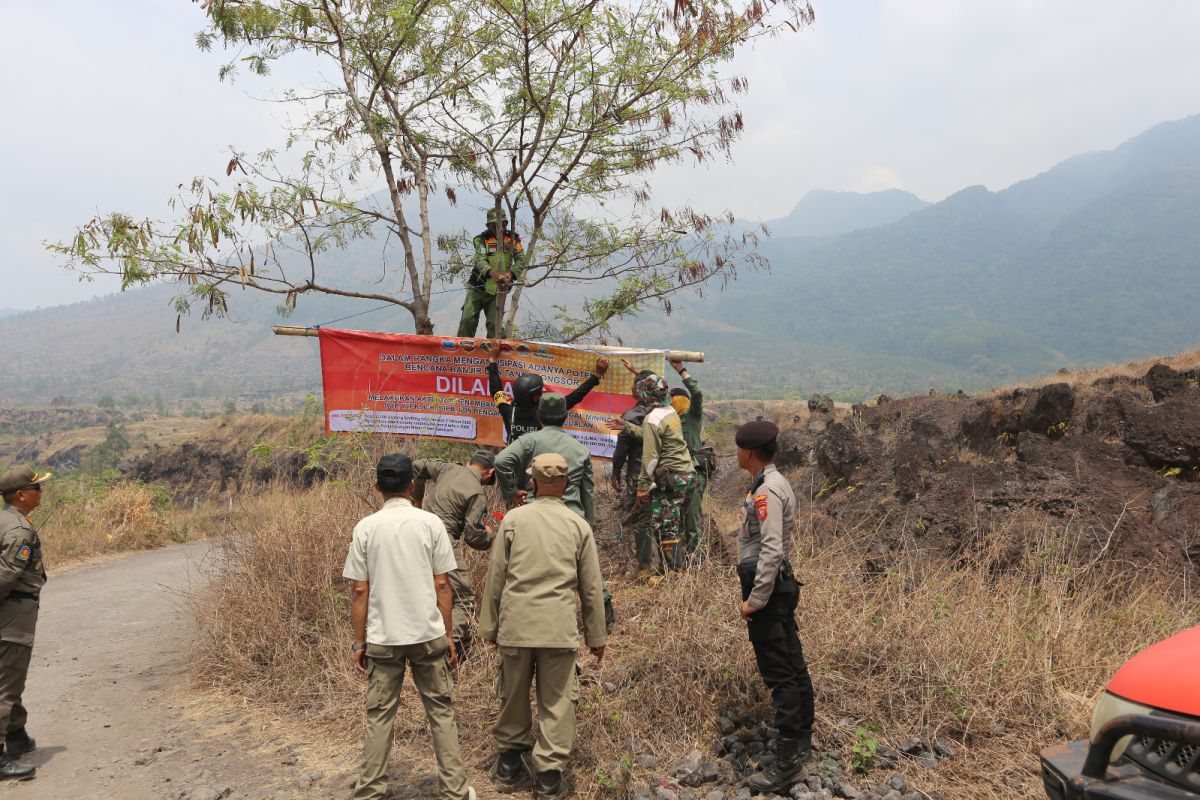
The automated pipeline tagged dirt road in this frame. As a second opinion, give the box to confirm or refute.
[0,542,354,800]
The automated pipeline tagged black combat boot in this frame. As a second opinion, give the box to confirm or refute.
[0,752,35,781]
[746,737,811,793]
[5,730,35,758]
[493,749,528,793]
[534,769,571,799]
[604,598,615,633]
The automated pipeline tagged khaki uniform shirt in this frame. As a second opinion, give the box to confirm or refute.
[494,426,595,523]
[638,405,695,491]
[737,464,796,609]
[342,498,458,646]
[0,505,47,646]
[478,497,606,649]
[413,459,491,552]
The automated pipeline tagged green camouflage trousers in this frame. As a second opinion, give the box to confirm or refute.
[650,469,696,572]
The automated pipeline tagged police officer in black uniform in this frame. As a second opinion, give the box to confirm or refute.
[733,422,815,793]
[0,465,51,781]
[486,342,608,442]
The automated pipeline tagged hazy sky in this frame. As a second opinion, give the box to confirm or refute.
[3,0,1199,309]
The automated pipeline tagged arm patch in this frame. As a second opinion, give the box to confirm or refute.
[754,494,769,521]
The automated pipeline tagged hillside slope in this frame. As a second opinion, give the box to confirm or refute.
[7,114,1200,402]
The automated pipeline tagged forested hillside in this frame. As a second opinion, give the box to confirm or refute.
[5,114,1200,404]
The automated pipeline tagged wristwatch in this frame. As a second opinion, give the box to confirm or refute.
[351,642,367,652]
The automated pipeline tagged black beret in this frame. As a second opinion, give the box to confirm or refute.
[734,420,778,448]
[669,387,690,398]
[376,453,413,482]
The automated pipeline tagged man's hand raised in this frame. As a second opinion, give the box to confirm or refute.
[620,358,639,375]
[594,357,609,377]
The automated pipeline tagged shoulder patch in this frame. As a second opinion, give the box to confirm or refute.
[494,391,510,405]
[15,545,31,564]
[754,494,769,521]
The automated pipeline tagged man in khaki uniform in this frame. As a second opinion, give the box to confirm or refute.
[413,451,497,659]
[494,393,615,629]
[0,465,51,782]
[344,454,475,800]
[479,454,606,799]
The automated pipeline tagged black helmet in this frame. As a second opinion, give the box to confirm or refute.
[512,373,545,406]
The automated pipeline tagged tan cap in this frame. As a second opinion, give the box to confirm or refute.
[0,465,53,493]
[527,453,569,481]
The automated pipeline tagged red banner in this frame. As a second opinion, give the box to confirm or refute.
[317,329,666,458]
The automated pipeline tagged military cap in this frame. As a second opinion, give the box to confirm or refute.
[376,453,413,482]
[0,465,52,493]
[527,453,569,481]
[486,208,507,224]
[469,450,496,468]
[734,420,779,449]
[538,392,567,418]
[634,373,668,404]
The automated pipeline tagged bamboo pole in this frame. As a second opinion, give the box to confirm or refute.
[271,325,704,362]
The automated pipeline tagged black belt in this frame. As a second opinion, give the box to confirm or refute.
[6,592,38,602]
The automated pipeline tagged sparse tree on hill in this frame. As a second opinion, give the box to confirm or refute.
[51,0,811,339]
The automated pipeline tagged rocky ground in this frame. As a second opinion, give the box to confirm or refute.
[619,707,957,800]
[750,361,1200,574]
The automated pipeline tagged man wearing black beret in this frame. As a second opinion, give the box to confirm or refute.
[733,421,815,792]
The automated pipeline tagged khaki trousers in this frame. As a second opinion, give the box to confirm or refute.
[353,637,469,800]
[448,545,475,644]
[0,642,31,735]
[494,647,579,773]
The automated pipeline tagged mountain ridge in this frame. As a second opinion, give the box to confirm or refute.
[6,112,1200,403]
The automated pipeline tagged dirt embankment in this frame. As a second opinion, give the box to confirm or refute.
[730,361,1200,574]
[126,414,327,497]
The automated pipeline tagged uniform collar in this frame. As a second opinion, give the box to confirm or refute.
[533,495,566,505]
[382,497,414,509]
[0,505,28,522]
[750,463,777,493]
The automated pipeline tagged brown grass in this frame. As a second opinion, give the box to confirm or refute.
[189,479,1200,799]
[32,478,223,567]
[993,347,1200,395]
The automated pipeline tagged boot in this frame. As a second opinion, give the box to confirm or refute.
[534,769,571,799]
[493,749,528,793]
[604,598,615,633]
[746,737,811,793]
[0,753,35,781]
[4,730,35,758]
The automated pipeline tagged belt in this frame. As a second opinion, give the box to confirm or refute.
[6,591,38,602]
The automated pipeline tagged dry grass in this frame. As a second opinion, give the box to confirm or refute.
[189,480,1200,799]
[993,347,1200,395]
[31,477,223,566]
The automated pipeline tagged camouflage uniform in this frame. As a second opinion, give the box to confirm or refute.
[671,374,708,553]
[633,374,696,572]
[457,210,527,339]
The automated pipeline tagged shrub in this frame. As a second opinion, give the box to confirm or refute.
[189,480,1200,799]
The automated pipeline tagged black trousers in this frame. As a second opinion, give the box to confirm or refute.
[738,563,815,742]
